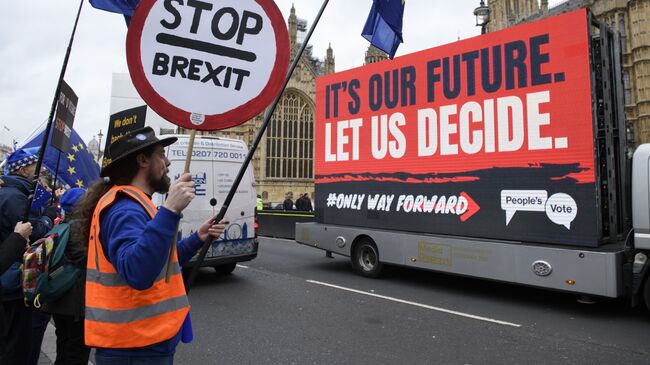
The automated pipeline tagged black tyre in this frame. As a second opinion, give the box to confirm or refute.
[213,263,237,275]
[352,239,382,278]
[644,274,650,312]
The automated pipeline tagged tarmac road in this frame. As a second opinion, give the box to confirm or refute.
[175,237,650,365]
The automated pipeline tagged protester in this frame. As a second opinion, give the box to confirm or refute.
[283,191,294,210]
[0,148,54,364]
[41,187,90,365]
[75,127,225,364]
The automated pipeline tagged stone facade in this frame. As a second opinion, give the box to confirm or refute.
[179,5,336,205]
[487,0,650,145]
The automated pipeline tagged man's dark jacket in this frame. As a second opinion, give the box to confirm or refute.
[0,175,52,302]
[0,234,27,275]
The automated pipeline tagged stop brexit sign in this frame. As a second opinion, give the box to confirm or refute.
[126,0,290,130]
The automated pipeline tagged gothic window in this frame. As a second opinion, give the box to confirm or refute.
[265,91,314,179]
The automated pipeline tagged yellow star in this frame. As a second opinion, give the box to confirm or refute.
[78,143,84,150]
[72,145,79,153]
[67,153,75,162]
[75,179,84,188]
[67,166,76,175]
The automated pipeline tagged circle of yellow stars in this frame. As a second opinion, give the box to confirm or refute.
[66,142,92,188]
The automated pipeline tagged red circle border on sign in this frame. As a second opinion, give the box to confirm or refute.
[126,0,290,131]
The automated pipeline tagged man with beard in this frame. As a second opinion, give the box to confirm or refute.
[78,127,225,364]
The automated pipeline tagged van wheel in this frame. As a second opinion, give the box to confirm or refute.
[213,263,236,275]
[352,239,382,278]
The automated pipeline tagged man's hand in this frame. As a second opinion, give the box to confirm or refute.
[197,219,227,243]
[163,173,195,214]
[14,222,32,241]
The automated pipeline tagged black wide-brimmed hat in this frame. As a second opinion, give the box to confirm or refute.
[100,126,177,177]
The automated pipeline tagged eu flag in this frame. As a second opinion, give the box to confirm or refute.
[19,126,100,190]
[31,183,52,213]
[89,0,140,25]
[362,0,405,59]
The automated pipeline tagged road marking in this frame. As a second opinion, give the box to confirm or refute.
[236,264,249,269]
[306,280,521,328]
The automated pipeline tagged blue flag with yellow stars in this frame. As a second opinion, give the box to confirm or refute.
[20,126,100,189]
[362,0,405,59]
[31,183,53,212]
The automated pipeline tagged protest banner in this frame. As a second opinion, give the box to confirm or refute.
[51,81,78,153]
[102,105,147,167]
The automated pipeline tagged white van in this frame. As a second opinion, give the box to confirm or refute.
[152,134,258,275]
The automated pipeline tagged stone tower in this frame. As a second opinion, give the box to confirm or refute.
[487,0,542,32]
[288,3,297,58]
[364,44,388,65]
[324,43,335,75]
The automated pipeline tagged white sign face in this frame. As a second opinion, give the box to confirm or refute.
[126,0,289,131]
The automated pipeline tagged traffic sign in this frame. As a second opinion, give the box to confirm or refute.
[126,0,290,130]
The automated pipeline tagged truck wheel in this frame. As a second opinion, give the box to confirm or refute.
[644,275,650,312]
[213,263,236,275]
[352,239,382,278]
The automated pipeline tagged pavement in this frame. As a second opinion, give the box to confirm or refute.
[37,322,56,365]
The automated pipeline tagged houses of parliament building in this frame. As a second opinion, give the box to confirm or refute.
[178,5,387,204]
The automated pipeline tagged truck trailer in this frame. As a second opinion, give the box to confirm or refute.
[295,9,650,310]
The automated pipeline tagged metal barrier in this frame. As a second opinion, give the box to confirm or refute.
[257,210,315,239]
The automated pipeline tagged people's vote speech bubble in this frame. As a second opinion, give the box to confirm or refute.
[544,193,577,229]
[501,190,547,225]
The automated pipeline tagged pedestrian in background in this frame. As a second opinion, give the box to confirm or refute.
[75,127,225,364]
[302,193,313,212]
[284,191,294,210]
[41,187,90,365]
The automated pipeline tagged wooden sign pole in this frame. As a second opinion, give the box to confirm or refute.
[166,129,196,282]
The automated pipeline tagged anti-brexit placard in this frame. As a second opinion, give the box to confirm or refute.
[315,9,599,247]
[126,0,289,131]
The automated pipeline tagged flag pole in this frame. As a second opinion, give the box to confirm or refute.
[185,0,330,292]
[50,151,62,205]
[24,0,84,221]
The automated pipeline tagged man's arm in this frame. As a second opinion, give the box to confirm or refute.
[101,200,183,290]
[177,233,203,266]
[176,218,227,266]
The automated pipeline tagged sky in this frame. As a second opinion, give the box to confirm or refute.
[0,1,482,149]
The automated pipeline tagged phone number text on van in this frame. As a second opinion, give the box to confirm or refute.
[170,149,246,161]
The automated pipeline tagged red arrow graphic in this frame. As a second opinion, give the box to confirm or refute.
[460,192,480,222]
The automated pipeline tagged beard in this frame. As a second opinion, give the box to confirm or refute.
[148,168,171,194]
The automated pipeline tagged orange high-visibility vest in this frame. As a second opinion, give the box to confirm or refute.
[85,185,189,349]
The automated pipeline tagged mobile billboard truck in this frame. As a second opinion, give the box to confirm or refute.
[296,9,650,309]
